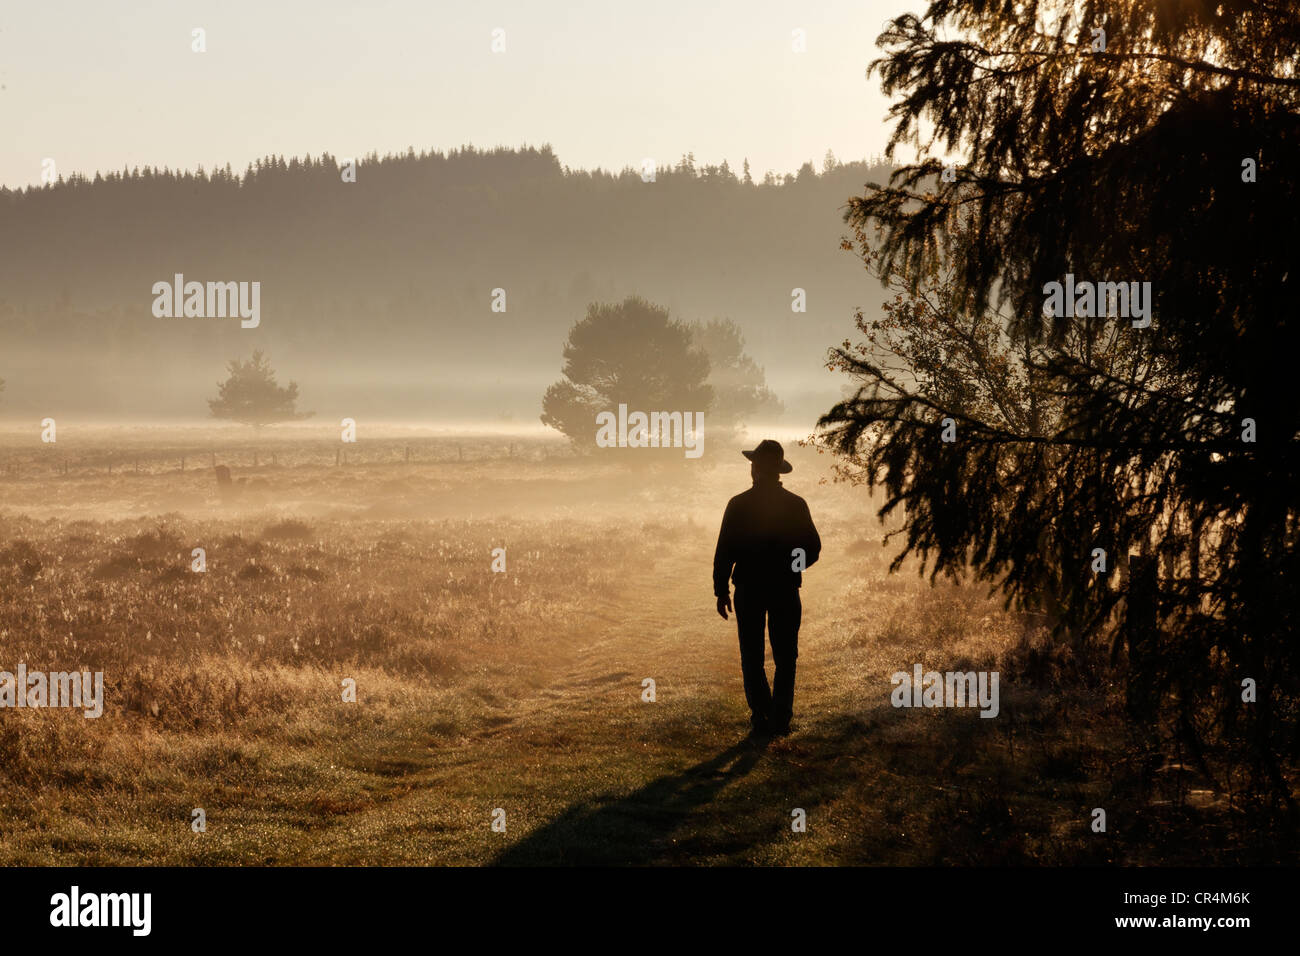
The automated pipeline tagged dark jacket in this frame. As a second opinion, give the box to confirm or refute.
[713,481,820,596]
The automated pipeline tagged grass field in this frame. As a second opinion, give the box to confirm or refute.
[0,425,1286,865]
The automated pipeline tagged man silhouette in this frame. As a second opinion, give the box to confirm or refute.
[713,440,820,737]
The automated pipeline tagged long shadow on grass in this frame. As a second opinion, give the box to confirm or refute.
[491,738,766,865]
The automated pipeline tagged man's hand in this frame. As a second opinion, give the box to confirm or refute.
[716,593,732,620]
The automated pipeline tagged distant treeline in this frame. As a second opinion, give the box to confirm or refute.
[0,145,891,420]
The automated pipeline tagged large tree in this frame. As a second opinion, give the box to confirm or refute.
[819,1,1300,800]
[208,351,313,427]
[541,297,712,452]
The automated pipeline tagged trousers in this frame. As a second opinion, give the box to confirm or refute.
[734,587,801,730]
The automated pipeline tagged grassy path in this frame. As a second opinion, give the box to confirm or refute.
[292,535,859,865]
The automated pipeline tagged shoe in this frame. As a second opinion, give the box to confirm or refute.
[768,719,792,736]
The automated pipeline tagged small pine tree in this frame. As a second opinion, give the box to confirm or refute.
[208,351,313,427]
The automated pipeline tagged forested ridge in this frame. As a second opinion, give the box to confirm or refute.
[0,145,889,419]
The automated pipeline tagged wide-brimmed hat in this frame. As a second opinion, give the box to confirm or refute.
[742,439,793,474]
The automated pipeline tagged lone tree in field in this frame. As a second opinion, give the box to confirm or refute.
[820,0,1300,801]
[208,351,313,427]
[541,297,712,450]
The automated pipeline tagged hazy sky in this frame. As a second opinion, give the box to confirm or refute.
[1,0,927,188]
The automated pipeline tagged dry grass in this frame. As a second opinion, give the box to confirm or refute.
[0,426,1288,864]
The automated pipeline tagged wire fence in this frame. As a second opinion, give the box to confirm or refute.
[0,436,572,481]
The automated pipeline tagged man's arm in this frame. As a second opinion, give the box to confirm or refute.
[799,499,821,569]
[713,499,736,596]
[713,500,737,618]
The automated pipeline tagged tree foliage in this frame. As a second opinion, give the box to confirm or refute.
[541,297,712,450]
[689,318,784,442]
[819,0,1300,801]
[208,351,313,427]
